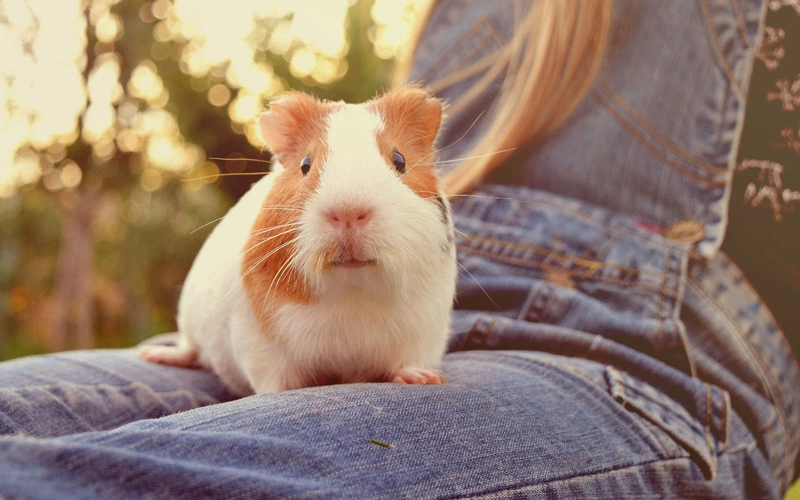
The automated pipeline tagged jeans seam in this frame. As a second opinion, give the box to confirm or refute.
[0,382,211,405]
[458,234,665,280]
[700,0,747,101]
[475,189,690,253]
[499,353,683,463]
[728,0,753,49]
[613,379,677,460]
[597,83,727,173]
[594,94,728,186]
[457,244,669,295]
[579,227,625,281]
[704,383,719,472]
[616,383,710,442]
[643,416,681,459]
[720,389,729,453]
[517,282,544,322]
[444,454,751,500]
[688,275,787,488]
[656,252,669,348]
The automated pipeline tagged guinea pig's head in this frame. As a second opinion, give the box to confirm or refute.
[250,88,454,301]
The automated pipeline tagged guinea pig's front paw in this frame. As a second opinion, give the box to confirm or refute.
[390,367,446,385]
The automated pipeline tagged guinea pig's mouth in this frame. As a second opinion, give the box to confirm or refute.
[331,259,377,269]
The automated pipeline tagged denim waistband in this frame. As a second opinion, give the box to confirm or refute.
[451,184,695,375]
[448,183,800,487]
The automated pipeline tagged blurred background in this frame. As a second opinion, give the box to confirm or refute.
[0,0,425,359]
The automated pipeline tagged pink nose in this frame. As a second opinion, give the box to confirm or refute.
[326,206,372,229]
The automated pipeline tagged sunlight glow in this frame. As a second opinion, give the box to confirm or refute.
[0,0,426,196]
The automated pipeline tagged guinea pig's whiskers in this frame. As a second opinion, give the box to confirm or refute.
[267,257,294,301]
[260,206,304,212]
[260,258,293,324]
[431,147,517,165]
[454,229,472,240]
[262,248,301,318]
[183,172,272,182]
[400,111,487,177]
[208,157,273,165]
[241,226,302,257]
[281,170,314,197]
[417,192,512,202]
[191,215,228,235]
[248,222,303,239]
[192,208,301,235]
[231,237,299,304]
[455,260,499,309]
[437,111,485,154]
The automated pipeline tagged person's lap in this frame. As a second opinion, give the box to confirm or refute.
[0,347,777,499]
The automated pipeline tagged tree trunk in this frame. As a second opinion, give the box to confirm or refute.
[49,191,95,351]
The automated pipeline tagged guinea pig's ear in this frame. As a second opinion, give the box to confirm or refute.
[371,87,443,151]
[258,92,326,163]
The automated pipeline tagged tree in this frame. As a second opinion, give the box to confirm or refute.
[0,0,421,358]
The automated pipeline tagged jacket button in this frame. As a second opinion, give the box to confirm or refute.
[663,220,705,243]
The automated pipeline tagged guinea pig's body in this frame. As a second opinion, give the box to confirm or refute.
[140,89,457,395]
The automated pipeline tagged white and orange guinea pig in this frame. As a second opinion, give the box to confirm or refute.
[139,88,457,395]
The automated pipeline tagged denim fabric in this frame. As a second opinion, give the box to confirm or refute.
[1,0,799,498]
[0,350,781,499]
[411,0,765,258]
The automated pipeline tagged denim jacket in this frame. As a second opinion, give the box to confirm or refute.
[407,0,800,491]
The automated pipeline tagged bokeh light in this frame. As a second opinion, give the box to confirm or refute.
[0,0,427,357]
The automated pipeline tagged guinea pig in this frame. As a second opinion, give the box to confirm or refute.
[139,87,457,395]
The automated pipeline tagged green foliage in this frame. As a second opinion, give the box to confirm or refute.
[0,0,404,360]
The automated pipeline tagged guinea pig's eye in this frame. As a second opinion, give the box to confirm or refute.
[300,155,311,175]
[392,151,406,173]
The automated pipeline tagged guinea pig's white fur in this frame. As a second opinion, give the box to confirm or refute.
[139,88,457,395]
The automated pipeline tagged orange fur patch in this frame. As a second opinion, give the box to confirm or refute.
[368,88,442,199]
[243,95,341,324]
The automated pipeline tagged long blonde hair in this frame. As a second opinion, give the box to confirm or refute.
[395,0,613,195]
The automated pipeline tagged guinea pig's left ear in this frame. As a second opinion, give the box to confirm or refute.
[258,92,326,163]
[371,87,443,151]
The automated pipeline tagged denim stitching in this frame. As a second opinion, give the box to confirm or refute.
[642,416,681,460]
[700,0,747,100]
[453,454,755,500]
[667,250,699,378]
[518,281,544,322]
[579,228,625,281]
[618,383,711,441]
[535,283,555,324]
[655,252,669,349]
[457,244,670,296]
[498,199,523,228]
[598,84,727,173]
[595,95,728,186]
[728,0,753,49]
[720,390,729,453]
[459,235,664,282]
[0,383,214,405]
[688,276,787,487]
[704,383,718,471]
[473,190,689,254]
[503,355,685,464]
[612,380,679,460]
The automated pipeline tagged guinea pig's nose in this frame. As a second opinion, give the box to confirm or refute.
[325,206,372,230]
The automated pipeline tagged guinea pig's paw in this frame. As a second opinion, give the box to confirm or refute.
[138,345,199,369]
[390,367,446,385]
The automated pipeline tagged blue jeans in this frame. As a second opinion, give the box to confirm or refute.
[0,187,797,498]
[2,0,799,498]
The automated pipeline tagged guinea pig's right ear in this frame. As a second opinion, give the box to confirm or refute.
[258,92,325,163]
